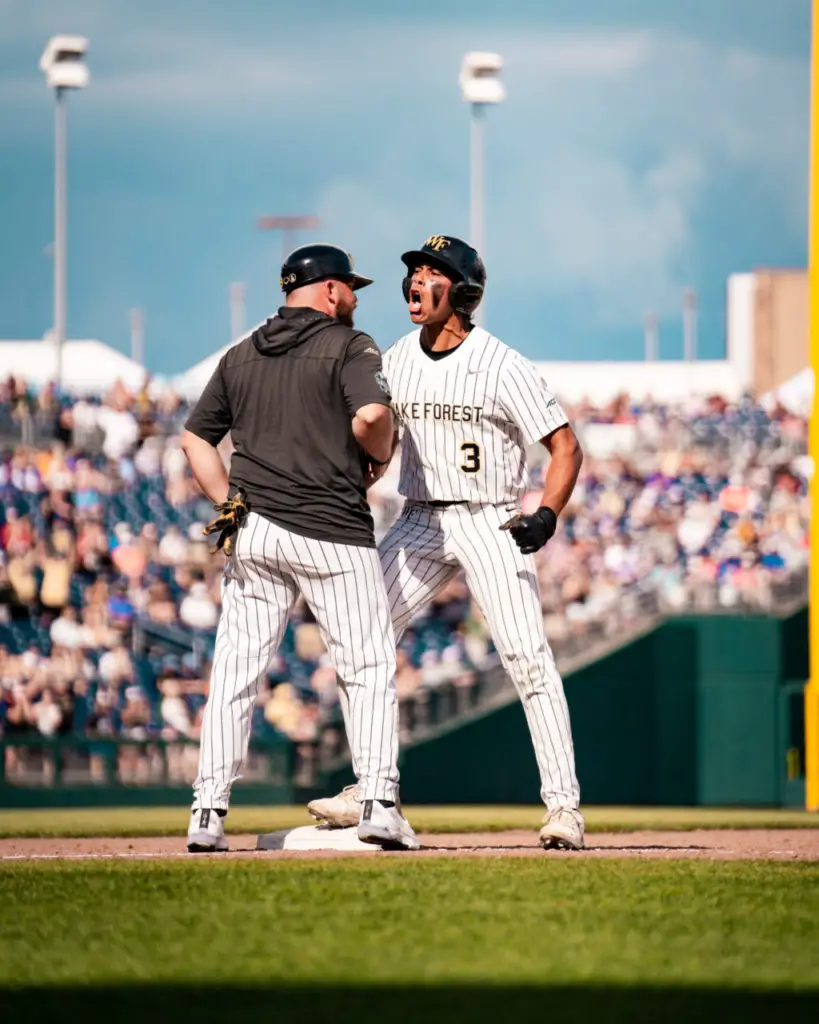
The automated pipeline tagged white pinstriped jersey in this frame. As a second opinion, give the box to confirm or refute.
[383,328,568,504]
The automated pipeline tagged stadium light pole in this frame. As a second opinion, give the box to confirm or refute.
[459,52,505,329]
[39,36,89,393]
[129,308,144,367]
[257,215,320,269]
[683,289,698,362]
[806,0,819,813]
[229,282,247,342]
[644,312,659,361]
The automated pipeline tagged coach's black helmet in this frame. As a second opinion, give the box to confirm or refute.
[401,234,486,316]
[280,243,373,294]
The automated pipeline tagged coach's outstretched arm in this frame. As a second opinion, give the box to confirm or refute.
[352,403,396,466]
[181,429,230,506]
[539,423,583,515]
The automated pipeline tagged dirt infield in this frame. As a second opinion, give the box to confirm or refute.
[1,829,818,861]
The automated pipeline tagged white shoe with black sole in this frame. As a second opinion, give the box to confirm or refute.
[539,808,585,851]
[187,808,229,853]
[357,799,420,851]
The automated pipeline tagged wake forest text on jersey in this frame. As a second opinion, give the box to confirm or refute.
[393,402,484,424]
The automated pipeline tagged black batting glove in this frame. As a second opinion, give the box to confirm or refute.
[499,505,558,555]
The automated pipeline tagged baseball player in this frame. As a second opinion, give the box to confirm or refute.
[182,243,419,852]
[308,235,585,850]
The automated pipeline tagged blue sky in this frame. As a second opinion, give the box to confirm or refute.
[0,0,811,375]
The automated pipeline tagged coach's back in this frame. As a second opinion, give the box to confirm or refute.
[184,307,391,547]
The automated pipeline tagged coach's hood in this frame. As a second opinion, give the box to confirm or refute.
[251,307,337,356]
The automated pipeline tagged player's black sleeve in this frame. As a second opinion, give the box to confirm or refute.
[184,359,233,446]
[340,333,392,417]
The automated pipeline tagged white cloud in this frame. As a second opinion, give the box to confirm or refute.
[513,151,705,324]
[0,25,657,115]
[0,11,807,334]
[492,31,654,78]
[302,28,806,328]
[481,32,807,323]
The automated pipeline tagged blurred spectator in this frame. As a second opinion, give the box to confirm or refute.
[32,688,62,737]
[179,580,218,631]
[0,377,810,779]
[50,606,84,649]
[395,648,421,701]
[158,525,188,566]
[98,643,134,687]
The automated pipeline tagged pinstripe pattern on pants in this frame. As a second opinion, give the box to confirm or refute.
[380,502,580,812]
[193,512,400,810]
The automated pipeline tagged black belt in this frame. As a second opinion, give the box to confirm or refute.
[414,500,469,509]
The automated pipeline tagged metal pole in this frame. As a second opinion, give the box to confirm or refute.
[470,103,485,328]
[683,289,697,362]
[282,230,294,267]
[54,87,67,391]
[129,308,144,366]
[644,312,658,361]
[229,282,246,341]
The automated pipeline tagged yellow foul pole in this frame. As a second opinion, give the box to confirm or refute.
[808,0,819,811]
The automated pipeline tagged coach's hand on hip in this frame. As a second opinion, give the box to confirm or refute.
[500,506,558,555]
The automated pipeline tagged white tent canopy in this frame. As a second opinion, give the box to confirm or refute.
[172,322,266,400]
[172,341,235,400]
[760,366,813,417]
[0,338,147,394]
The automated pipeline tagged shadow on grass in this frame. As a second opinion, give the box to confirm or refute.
[2,983,817,1023]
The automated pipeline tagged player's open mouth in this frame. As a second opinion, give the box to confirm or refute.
[408,289,422,315]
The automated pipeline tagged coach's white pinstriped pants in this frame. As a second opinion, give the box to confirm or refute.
[193,512,400,810]
[380,501,580,812]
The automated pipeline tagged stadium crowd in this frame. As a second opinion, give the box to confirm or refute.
[0,374,809,782]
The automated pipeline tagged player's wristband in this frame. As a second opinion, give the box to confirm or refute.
[536,506,558,537]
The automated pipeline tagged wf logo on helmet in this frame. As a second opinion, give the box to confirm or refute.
[424,235,450,251]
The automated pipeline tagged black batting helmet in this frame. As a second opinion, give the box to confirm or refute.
[280,244,373,294]
[401,234,486,316]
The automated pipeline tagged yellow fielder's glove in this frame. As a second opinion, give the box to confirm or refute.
[202,488,250,556]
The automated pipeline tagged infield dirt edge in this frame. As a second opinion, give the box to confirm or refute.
[1,829,818,862]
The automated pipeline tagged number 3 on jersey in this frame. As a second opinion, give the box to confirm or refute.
[460,441,481,473]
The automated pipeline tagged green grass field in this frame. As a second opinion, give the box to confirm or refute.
[1,858,817,1023]
[2,806,818,1022]
[1,803,818,838]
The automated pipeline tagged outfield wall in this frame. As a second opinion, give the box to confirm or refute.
[1,609,807,809]
[381,608,808,808]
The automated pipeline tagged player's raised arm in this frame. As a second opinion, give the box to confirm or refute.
[498,354,583,554]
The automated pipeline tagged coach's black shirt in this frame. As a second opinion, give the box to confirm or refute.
[185,307,392,547]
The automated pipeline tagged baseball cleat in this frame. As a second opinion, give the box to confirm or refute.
[308,783,363,828]
[358,799,420,851]
[187,808,229,853]
[539,808,585,851]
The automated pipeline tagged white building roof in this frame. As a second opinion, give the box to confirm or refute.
[172,341,235,400]
[174,351,749,407]
[0,338,147,394]
[533,359,748,406]
[172,323,264,399]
